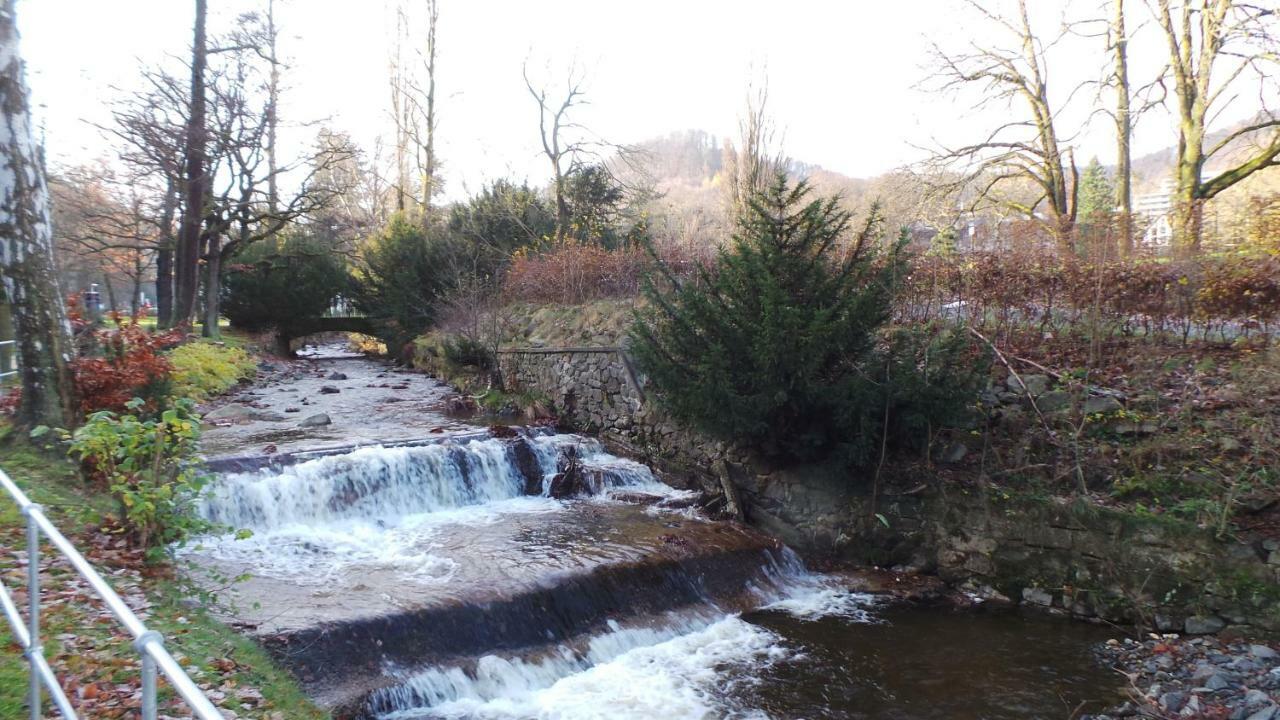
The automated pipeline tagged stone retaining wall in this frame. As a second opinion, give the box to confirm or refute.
[494,345,1280,632]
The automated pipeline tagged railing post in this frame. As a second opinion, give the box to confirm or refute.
[135,630,164,720]
[24,504,41,720]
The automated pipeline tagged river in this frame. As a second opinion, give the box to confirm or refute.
[189,347,1123,719]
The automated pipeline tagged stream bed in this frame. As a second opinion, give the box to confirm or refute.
[194,349,1123,719]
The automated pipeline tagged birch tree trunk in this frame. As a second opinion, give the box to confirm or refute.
[419,0,438,218]
[0,0,78,428]
[1112,0,1133,256]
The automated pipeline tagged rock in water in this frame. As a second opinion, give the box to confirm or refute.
[299,413,332,428]
[205,403,255,421]
[509,439,545,496]
[327,372,348,381]
[548,447,585,499]
[319,386,340,394]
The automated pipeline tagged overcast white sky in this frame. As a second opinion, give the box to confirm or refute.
[19,0,1200,200]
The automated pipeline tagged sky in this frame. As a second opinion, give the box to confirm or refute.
[18,0,1210,201]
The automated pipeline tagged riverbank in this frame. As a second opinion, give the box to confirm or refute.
[1087,635,1279,719]
[414,300,1280,635]
[0,428,326,719]
[0,332,328,719]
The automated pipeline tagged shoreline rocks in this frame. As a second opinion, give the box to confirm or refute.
[1085,635,1279,720]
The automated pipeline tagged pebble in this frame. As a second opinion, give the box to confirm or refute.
[1085,636,1279,720]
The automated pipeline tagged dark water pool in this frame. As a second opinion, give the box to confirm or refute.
[737,605,1124,720]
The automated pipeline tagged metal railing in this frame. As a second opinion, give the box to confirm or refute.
[0,340,18,380]
[0,469,223,720]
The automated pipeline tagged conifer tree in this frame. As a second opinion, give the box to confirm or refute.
[632,175,895,463]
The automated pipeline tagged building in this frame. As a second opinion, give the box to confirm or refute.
[1134,178,1176,249]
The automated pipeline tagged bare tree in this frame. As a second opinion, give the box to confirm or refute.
[524,61,587,243]
[0,0,78,428]
[1152,0,1280,254]
[101,68,188,322]
[197,31,353,338]
[722,79,786,221]
[417,0,439,213]
[926,0,1080,254]
[1111,0,1136,254]
[51,168,163,318]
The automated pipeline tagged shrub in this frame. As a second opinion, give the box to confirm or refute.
[222,236,352,333]
[65,399,216,560]
[71,321,183,415]
[900,251,1280,344]
[502,241,707,305]
[355,214,462,349]
[168,343,257,402]
[632,175,984,467]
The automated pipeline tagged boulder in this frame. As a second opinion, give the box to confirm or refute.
[1007,373,1050,397]
[205,404,254,421]
[299,413,332,428]
[1083,396,1124,415]
[509,439,546,495]
[1021,587,1054,607]
[548,447,586,499]
[319,386,341,394]
[1036,390,1072,413]
[327,372,348,381]
[1184,615,1227,635]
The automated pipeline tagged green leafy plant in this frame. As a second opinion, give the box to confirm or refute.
[66,398,216,561]
[168,343,257,402]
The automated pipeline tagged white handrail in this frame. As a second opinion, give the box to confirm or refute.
[0,468,224,720]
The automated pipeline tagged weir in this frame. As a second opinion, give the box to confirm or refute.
[189,429,852,718]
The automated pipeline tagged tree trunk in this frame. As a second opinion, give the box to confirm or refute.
[266,0,279,216]
[0,0,78,428]
[156,247,173,326]
[420,0,438,219]
[102,274,118,317]
[174,0,208,330]
[1112,0,1133,256]
[154,178,177,327]
[201,234,221,338]
[130,257,142,319]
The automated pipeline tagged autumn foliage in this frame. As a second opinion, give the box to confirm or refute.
[502,240,709,304]
[55,297,183,415]
[898,251,1280,344]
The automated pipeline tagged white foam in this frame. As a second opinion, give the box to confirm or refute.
[377,616,786,720]
[188,496,562,584]
[762,583,879,622]
[192,434,685,584]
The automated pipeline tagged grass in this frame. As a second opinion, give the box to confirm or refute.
[0,428,326,718]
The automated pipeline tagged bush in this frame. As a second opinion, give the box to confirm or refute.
[168,343,257,402]
[355,214,462,349]
[899,251,1280,344]
[65,399,216,560]
[71,321,183,415]
[222,236,352,333]
[632,175,984,467]
[502,241,707,305]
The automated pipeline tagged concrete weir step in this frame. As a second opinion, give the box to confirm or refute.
[191,503,789,716]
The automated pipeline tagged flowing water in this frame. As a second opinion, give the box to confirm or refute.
[192,351,1123,719]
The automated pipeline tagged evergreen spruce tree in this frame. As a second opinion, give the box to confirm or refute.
[631,174,899,464]
[1078,157,1116,220]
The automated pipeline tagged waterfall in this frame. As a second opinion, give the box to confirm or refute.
[198,434,671,533]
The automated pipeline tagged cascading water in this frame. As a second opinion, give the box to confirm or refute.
[190,424,879,718]
[191,433,690,585]
[190,354,1127,720]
